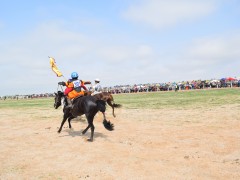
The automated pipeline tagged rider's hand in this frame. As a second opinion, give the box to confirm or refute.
[58,82,66,86]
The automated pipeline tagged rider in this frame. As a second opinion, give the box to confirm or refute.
[58,72,91,108]
[92,78,103,95]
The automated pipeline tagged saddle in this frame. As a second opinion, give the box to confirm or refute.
[72,95,84,104]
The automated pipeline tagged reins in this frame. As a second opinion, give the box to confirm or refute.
[57,84,64,92]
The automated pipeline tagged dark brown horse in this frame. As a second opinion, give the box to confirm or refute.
[85,91,122,117]
[54,91,114,142]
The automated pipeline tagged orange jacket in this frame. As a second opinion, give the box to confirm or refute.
[65,80,86,99]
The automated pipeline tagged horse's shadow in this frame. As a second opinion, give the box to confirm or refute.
[59,128,108,139]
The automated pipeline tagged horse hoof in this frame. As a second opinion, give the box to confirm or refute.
[87,139,93,142]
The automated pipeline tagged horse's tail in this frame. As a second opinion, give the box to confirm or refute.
[113,103,122,108]
[109,94,122,108]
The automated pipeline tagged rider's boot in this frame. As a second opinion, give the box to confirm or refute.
[66,98,73,109]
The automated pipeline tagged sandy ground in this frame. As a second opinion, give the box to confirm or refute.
[0,104,240,180]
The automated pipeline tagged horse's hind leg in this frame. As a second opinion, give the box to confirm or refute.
[102,112,106,120]
[82,125,90,135]
[85,114,95,142]
[89,120,95,142]
[82,114,95,135]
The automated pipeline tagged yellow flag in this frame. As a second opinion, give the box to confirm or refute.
[49,57,63,77]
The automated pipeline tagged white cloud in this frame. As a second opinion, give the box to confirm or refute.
[136,45,153,59]
[164,31,240,80]
[0,22,92,65]
[122,0,217,29]
[185,33,240,64]
[96,44,154,64]
[0,22,95,95]
[1,10,240,96]
[97,46,132,63]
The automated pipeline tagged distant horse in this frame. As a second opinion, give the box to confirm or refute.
[86,91,122,117]
[54,91,114,142]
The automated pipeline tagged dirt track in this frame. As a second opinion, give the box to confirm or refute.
[0,105,240,179]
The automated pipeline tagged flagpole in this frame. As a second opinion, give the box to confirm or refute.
[62,75,67,81]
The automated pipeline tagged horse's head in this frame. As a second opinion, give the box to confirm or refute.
[54,91,64,109]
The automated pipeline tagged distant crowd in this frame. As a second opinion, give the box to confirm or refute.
[0,93,54,100]
[103,77,240,94]
[1,77,240,99]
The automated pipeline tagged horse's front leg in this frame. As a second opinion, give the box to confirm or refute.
[58,113,70,133]
[68,115,75,129]
[58,117,67,133]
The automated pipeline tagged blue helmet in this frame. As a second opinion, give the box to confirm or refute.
[71,72,78,79]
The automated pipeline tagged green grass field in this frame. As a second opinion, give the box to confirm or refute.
[0,98,54,109]
[0,88,239,110]
[113,88,240,109]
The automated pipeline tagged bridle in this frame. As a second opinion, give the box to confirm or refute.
[54,90,65,109]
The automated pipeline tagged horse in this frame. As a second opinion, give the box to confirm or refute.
[86,91,122,117]
[54,91,114,142]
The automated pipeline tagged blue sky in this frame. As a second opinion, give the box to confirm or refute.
[0,0,240,95]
